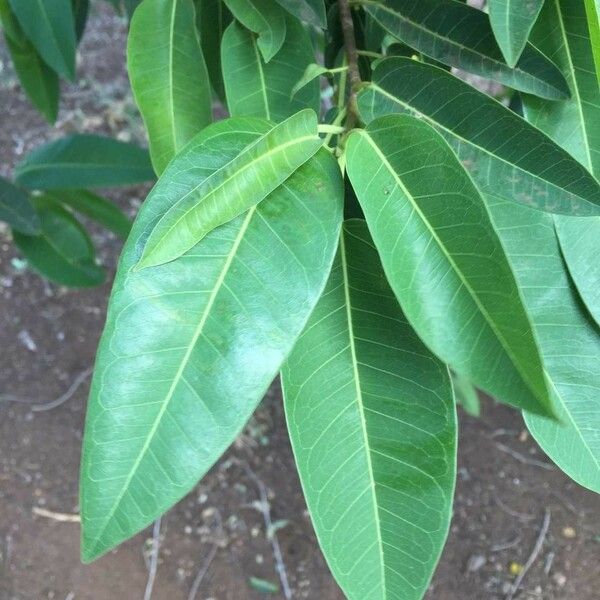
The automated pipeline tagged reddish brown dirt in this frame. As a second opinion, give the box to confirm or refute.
[1,6,599,599]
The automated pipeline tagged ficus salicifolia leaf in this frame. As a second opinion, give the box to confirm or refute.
[346,115,553,416]
[128,0,212,175]
[358,58,600,216]
[80,116,343,561]
[14,134,155,190]
[0,0,60,123]
[7,0,77,80]
[364,0,570,100]
[282,219,456,600]
[221,16,320,121]
[0,175,40,235]
[136,109,323,269]
[47,189,132,240]
[488,0,545,67]
[222,0,286,63]
[13,196,105,287]
[273,0,325,28]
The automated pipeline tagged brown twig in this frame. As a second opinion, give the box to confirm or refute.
[32,507,81,523]
[143,517,162,600]
[187,509,222,600]
[494,442,554,471]
[337,0,361,130]
[505,510,551,600]
[31,367,93,412]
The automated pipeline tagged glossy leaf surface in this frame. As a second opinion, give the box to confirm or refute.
[365,0,570,100]
[0,0,59,123]
[273,0,325,28]
[484,196,600,494]
[223,0,285,62]
[48,189,132,239]
[7,0,77,80]
[15,135,155,190]
[128,0,212,175]
[80,116,343,561]
[221,17,319,121]
[346,115,552,416]
[358,58,600,216]
[488,0,544,67]
[282,219,456,600]
[137,109,322,269]
[13,196,105,287]
[0,175,40,235]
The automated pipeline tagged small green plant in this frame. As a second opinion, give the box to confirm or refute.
[2,0,600,598]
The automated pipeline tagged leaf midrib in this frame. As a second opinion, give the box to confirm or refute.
[85,205,257,556]
[356,128,546,410]
[339,230,386,599]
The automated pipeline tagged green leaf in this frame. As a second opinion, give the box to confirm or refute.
[80,116,343,562]
[221,16,319,121]
[0,0,59,123]
[451,372,480,418]
[0,175,40,235]
[522,0,600,179]
[7,0,77,80]
[483,194,600,494]
[291,63,344,97]
[365,0,570,100]
[249,577,279,594]
[554,217,600,327]
[13,196,105,287]
[194,0,231,100]
[272,0,325,28]
[72,0,90,41]
[47,189,132,239]
[223,0,285,62]
[488,0,545,67]
[346,115,552,416]
[137,109,322,269]
[15,134,155,190]
[585,0,600,79]
[281,219,456,600]
[128,0,212,175]
[358,58,600,216]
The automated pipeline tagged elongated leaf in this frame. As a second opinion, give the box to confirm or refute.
[80,116,343,561]
[7,0,76,80]
[128,0,212,175]
[0,175,40,235]
[194,0,231,100]
[358,58,600,216]
[282,219,456,600]
[451,372,480,418]
[47,189,132,239]
[137,109,322,269]
[0,0,59,123]
[72,0,89,40]
[292,63,334,97]
[273,0,325,28]
[365,0,570,100]
[554,217,600,327]
[488,0,545,67]
[223,0,285,62]
[483,194,600,493]
[13,196,104,287]
[221,17,319,121]
[585,0,600,78]
[346,115,552,416]
[15,134,155,190]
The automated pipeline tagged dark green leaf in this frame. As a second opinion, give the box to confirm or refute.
[72,0,89,41]
[358,58,600,216]
[488,0,544,67]
[47,189,132,239]
[15,134,155,190]
[7,0,77,80]
[221,16,319,121]
[0,0,59,123]
[80,116,343,561]
[272,0,325,28]
[365,0,570,100]
[346,115,553,416]
[13,196,105,287]
[0,175,40,234]
[223,0,286,62]
[137,109,323,269]
[128,0,212,174]
[282,219,456,600]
